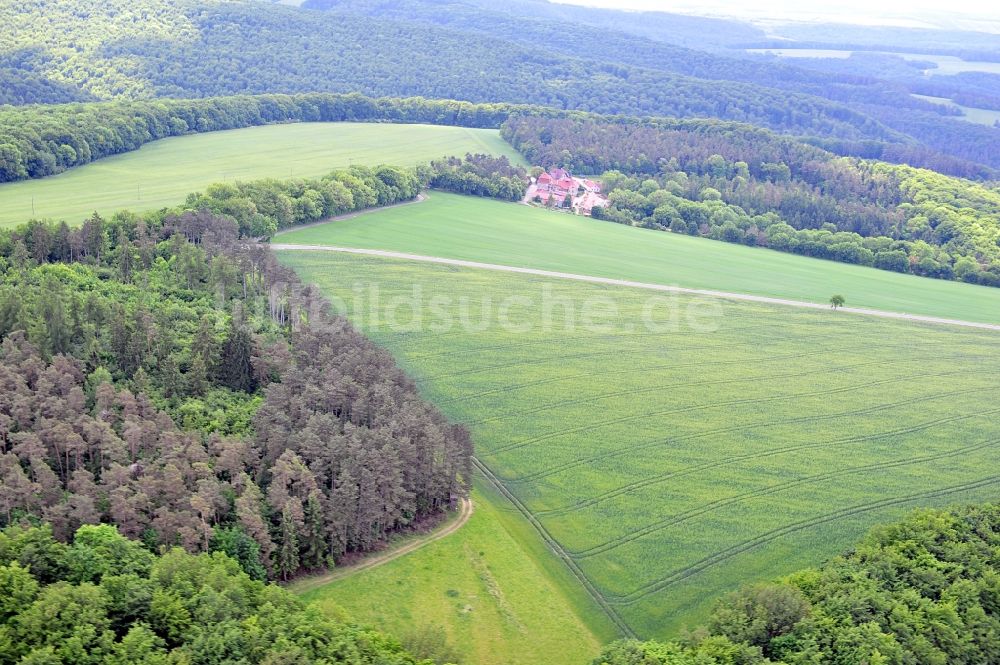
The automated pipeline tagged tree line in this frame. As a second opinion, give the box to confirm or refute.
[5,0,999,173]
[428,154,528,201]
[593,502,1000,664]
[0,93,543,183]
[185,164,423,238]
[505,116,1000,286]
[0,522,433,664]
[0,193,472,583]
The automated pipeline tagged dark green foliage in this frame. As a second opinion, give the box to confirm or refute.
[0,523,427,664]
[428,154,527,201]
[218,315,256,394]
[184,164,422,237]
[0,93,525,183]
[0,197,471,581]
[209,527,266,581]
[506,116,1000,286]
[5,0,999,172]
[594,503,1000,665]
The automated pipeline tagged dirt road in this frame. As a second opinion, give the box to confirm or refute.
[269,245,1000,332]
[289,497,473,594]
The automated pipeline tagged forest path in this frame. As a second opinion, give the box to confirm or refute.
[288,497,473,595]
[269,245,1000,332]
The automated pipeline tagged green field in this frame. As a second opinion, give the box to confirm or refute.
[0,123,521,228]
[280,249,1000,641]
[299,487,609,665]
[911,93,1000,127]
[276,192,1000,325]
[746,48,1000,76]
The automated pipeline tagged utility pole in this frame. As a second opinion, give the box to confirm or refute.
[31,197,35,217]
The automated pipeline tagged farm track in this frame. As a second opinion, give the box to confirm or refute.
[407,300,941,362]
[268,245,1000,332]
[530,404,1000,519]
[570,435,1000,558]
[280,247,1000,636]
[289,497,472,595]
[610,475,1000,605]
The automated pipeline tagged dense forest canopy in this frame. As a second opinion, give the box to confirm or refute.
[504,116,1000,286]
[3,0,999,172]
[0,522,431,664]
[0,166,472,583]
[593,502,1000,664]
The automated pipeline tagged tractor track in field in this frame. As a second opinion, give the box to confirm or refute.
[469,351,978,428]
[570,434,1000,559]
[610,474,1000,605]
[269,245,1000,332]
[527,403,1000,515]
[472,457,636,639]
[489,366,981,458]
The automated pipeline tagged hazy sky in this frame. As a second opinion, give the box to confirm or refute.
[551,0,1000,31]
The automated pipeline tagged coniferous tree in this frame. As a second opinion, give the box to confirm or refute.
[276,503,299,581]
[218,315,256,393]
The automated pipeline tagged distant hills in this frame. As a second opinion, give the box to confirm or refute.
[2,0,998,173]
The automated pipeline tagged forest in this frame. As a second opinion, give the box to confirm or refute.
[0,179,473,583]
[504,116,1000,286]
[3,0,1000,173]
[0,522,430,663]
[593,502,1000,664]
[0,94,535,182]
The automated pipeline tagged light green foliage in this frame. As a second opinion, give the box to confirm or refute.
[596,503,1000,664]
[301,489,607,665]
[0,523,428,664]
[276,192,1000,324]
[0,123,521,228]
[0,243,264,435]
[282,250,1000,639]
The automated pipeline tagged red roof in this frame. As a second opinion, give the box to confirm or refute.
[556,177,575,190]
[538,173,553,184]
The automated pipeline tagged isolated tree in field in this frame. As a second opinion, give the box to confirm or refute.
[829,294,845,309]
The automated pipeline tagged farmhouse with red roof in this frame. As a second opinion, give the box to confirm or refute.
[524,167,607,215]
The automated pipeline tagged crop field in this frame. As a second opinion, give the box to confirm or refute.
[276,192,1000,325]
[299,487,608,665]
[280,249,1000,639]
[0,123,521,228]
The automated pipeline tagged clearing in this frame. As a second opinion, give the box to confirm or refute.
[0,123,521,227]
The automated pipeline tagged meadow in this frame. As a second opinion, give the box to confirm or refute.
[299,487,610,665]
[280,249,1000,639]
[276,192,1000,325]
[0,123,521,227]
[911,93,1000,127]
